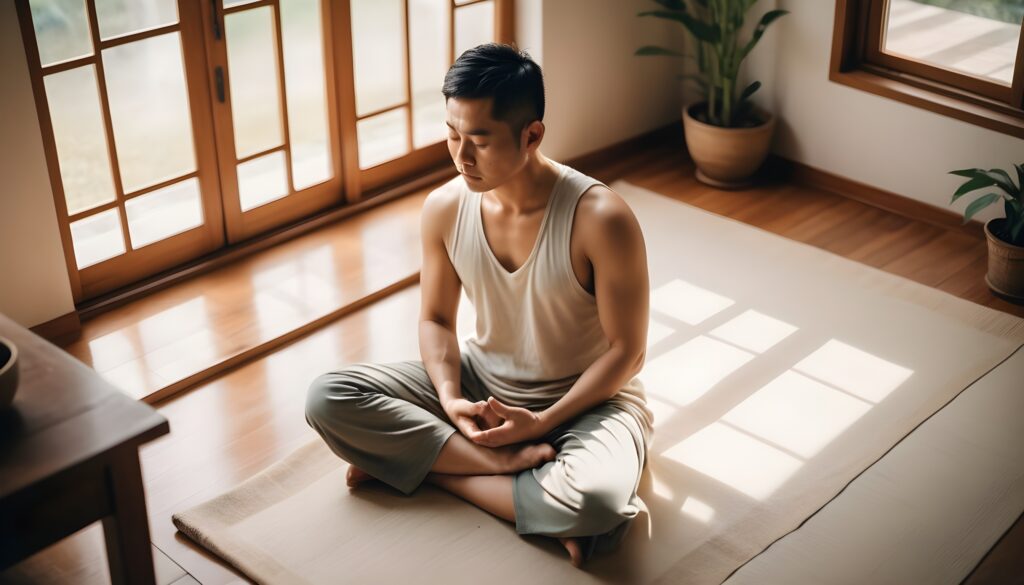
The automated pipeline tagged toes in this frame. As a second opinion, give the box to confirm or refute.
[559,537,583,567]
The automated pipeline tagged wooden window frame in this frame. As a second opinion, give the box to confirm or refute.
[830,0,1024,139]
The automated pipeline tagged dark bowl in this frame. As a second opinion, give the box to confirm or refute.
[0,336,18,409]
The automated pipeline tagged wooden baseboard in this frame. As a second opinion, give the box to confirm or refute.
[29,311,81,346]
[763,154,986,241]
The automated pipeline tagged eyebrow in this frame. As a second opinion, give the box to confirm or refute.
[446,121,491,136]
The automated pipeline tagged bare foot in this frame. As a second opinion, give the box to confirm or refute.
[345,465,375,488]
[502,442,557,473]
[559,537,584,568]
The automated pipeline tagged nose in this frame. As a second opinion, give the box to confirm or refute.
[454,141,475,172]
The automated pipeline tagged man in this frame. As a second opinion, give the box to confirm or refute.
[305,42,653,567]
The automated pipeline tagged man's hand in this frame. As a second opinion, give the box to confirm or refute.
[468,397,548,448]
[443,398,501,441]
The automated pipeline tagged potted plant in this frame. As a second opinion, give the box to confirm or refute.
[949,164,1024,302]
[635,0,787,189]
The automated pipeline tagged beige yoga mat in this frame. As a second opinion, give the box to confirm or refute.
[172,180,1024,585]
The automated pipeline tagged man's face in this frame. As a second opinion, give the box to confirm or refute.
[446,96,535,191]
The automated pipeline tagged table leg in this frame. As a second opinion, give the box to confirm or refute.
[101,447,157,585]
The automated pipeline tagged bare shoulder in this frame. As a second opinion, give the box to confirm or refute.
[421,177,463,241]
[576,184,644,252]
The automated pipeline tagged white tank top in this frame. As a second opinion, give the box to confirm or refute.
[444,160,653,441]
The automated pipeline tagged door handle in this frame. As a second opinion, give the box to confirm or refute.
[215,66,225,103]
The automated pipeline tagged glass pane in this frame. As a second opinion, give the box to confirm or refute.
[70,208,125,269]
[125,178,204,248]
[95,0,178,40]
[281,0,332,190]
[883,0,1023,85]
[103,33,197,193]
[44,66,117,216]
[351,0,406,117]
[238,151,288,211]
[28,0,93,67]
[225,6,284,159]
[455,1,494,60]
[357,109,408,169]
[410,0,448,149]
[225,0,259,7]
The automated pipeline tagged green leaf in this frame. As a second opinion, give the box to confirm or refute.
[963,192,1001,223]
[739,9,788,61]
[1014,164,1024,195]
[949,168,983,179]
[638,10,721,43]
[737,80,761,103]
[985,168,1017,195]
[635,45,685,57]
[951,174,996,203]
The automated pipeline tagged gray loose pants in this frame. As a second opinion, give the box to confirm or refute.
[304,353,650,545]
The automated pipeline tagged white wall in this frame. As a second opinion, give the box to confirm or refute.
[0,1,76,329]
[527,0,689,160]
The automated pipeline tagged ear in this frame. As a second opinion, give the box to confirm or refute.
[522,120,544,152]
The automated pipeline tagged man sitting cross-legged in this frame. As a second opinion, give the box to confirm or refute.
[305,42,654,568]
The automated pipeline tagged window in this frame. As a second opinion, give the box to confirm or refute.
[831,0,1024,138]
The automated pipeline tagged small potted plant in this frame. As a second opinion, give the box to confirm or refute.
[635,0,787,189]
[949,164,1024,302]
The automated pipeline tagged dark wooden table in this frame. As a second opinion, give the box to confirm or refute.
[0,312,170,584]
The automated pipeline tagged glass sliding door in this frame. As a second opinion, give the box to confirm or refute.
[17,0,513,303]
[206,0,343,243]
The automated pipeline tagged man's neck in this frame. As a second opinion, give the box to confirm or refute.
[488,153,560,216]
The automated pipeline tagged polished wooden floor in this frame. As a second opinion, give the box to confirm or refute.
[3,139,1021,584]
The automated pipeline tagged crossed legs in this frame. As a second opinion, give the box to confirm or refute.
[304,362,646,568]
[345,431,590,566]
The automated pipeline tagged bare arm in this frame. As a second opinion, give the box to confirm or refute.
[418,186,464,407]
[535,188,649,433]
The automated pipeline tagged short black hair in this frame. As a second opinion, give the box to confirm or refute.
[442,43,545,144]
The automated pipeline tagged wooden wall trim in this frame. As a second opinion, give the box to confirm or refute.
[28,311,82,346]
[767,154,986,241]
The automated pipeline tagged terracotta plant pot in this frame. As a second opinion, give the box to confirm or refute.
[682,101,777,190]
[984,218,1024,303]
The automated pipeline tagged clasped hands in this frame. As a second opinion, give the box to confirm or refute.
[443,396,547,448]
